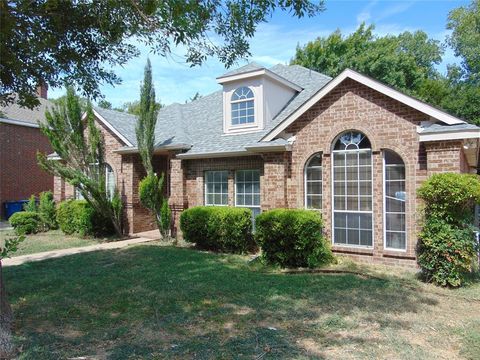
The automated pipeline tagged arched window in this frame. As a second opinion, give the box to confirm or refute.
[305,154,322,209]
[105,163,115,199]
[384,150,406,250]
[332,131,373,247]
[231,87,254,125]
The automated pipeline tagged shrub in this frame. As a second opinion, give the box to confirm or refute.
[160,198,171,236]
[417,173,480,287]
[180,206,254,253]
[418,217,477,287]
[255,209,334,268]
[9,211,41,235]
[38,191,57,230]
[23,195,37,212]
[56,200,113,237]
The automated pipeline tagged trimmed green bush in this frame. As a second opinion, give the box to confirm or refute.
[255,209,334,268]
[9,211,41,235]
[56,200,114,237]
[23,195,37,212]
[180,206,254,253]
[417,173,480,287]
[38,191,58,230]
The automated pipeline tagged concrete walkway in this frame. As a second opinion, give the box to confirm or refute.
[3,236,158,267]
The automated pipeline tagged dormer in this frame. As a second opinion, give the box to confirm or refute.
[217,63,302,134]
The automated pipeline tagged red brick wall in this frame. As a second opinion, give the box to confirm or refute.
[0,123,53,218]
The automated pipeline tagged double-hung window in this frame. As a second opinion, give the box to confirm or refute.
[231,87,255,125]
[205,171,228,206]
[235,170,261,218]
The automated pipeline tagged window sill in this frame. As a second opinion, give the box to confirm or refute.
[332,245,374,256]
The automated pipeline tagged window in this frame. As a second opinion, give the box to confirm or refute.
[231,87,255,125]
[205,171,228,206]
[332,131,373,247]
[235,170,261,218]
[105,163,115,200]
[305,154,322,209]
[74,187,84,200]
[384,150,406,250]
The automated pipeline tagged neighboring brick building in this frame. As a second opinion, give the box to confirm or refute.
[53,64,480,266]
[0,86,54,219]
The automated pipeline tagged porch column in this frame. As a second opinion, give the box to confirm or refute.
[169,154,187,237]
[262,152,289,210]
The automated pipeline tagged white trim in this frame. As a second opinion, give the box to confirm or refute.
[383,151,407,252]
[304,153,323,210]
[204,170,229,206]
[262,68,465,142]
[217,68,303,92]
[331,140,374,249]
[113,143,191,154]
[419,130,480,142]
[177,150,252,159]
[244,144,291,152]
[0,117,41,128]
[84,109,134,147]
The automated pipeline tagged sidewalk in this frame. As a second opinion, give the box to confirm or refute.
[3,236,158,267]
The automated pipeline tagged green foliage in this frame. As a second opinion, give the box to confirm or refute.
[291,23,442,96]
[417,173,480,287]
[255,209,334,268]
[37,87,123,236]
[447,0,480,84]
[116,100,163,116]
[9,212,42,235]
[38,191,58,230]
[417,173,480,224]
[23,195,37,212]
[97,99,112,109]
[0,235,25,259]
[56,200,114,237]
[1,1,322,109]
[180,206,255,253]
[136,59,158,175]
[160,198,171,235]
[417,217,477,287]
[135,60,170,237]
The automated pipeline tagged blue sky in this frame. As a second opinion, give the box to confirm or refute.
[49,0,470,107]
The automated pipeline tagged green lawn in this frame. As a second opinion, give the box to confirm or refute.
[0,230,105,257]
[4,244,480,359]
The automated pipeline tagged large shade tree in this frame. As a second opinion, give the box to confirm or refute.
[1,0,324,109]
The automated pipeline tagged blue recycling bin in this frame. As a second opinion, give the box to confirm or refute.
[4,200,29,220]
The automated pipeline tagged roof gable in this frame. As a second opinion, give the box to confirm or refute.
[261,68,465,141]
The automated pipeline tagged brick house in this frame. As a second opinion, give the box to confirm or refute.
[53,64,480,266]
[0,86,54,219]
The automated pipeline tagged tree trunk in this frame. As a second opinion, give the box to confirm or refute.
[0,261,14,358]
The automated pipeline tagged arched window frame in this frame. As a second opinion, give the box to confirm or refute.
[331,131,374,248]
[230,86,255,126]
[383,150,407,251]
[304,153,323,210]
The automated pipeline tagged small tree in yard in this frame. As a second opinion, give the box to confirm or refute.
[37,87,123,237]
[0,235,24,358]
[136,60,171,238]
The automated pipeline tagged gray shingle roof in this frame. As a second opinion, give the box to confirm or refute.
[0,96,54,126]
[218,62,265,78]
[420,123,480,134]
[95,64,332,155]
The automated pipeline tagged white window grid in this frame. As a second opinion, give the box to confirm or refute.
[204,170,228,206]
[384,160,407,251]
[231,87,255,125]
[304,155,323,210]
[332,148,373,247]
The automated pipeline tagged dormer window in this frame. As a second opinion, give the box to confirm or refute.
[231,87,255,125]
